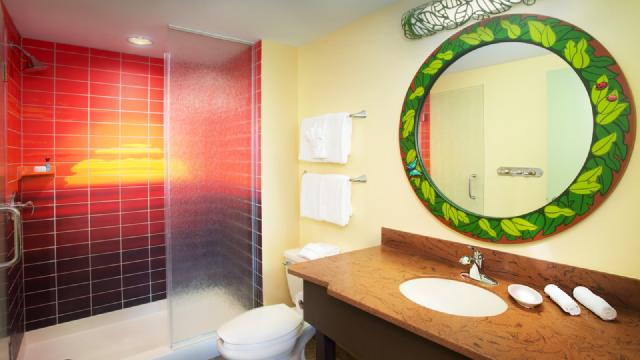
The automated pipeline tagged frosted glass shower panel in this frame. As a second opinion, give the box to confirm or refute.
[166,29,257,345]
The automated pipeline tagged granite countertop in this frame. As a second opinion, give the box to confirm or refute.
[288,242,640,359]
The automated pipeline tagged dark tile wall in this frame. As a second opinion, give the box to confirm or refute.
[19,38,166,330]
[252,41,263,307]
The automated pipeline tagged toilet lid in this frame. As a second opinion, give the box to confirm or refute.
[218,304,303,345]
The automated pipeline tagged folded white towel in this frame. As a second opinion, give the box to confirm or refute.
[299,113,352,163]
[573,286,617,321]
[298,242,340,260]
[305,117,328,159]
[544,284,580,316]
[300,173,351,226]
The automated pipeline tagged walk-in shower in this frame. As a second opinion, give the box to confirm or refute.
[10,25,261,360]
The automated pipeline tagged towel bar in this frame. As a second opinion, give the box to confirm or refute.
[302,171,367,183]
[349,110,368,118]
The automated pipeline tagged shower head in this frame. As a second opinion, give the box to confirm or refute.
[9,43,49,73]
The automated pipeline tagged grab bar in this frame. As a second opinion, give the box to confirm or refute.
[0,205,23,270]
[468,174,477,200]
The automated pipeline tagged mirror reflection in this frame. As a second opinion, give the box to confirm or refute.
[418,43,593,218]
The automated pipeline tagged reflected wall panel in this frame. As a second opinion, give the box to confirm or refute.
[166,31,261,345]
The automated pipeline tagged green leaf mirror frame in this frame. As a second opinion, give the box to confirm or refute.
[399,14,636,244]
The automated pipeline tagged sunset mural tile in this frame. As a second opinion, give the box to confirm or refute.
[19,38,166,329]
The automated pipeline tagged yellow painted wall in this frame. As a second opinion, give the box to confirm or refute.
[294,0,640,281]
[260,41,300,305]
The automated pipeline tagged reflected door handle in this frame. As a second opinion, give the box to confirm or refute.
[0,205,23,270]
[468,174,477,200]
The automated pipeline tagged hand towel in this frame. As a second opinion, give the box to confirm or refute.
[298,242,340,260]
[300,173,322,221]
[299,113,352,163]
[300,173,351,226]
[544,284,580,315]
[573,286,617,321]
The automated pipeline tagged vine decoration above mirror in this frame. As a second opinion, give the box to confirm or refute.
[402,0,536,39]
[399,14,636,244]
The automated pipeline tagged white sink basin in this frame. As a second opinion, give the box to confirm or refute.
[399,277,507,317]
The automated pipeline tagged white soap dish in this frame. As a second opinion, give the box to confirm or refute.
[508,284,543,308]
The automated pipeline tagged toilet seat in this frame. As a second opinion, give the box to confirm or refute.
[218,304,303,345]
[217,304,305,360]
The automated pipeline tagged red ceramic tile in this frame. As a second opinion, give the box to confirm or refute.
[150,76,163,89]
[55,135,88,149]
[122,73,147,87]
[150,57,163,66]
[54,148,89,162]
[122,61,148,76]
[91,96,119,110]
[57,230,90,246]
[121,111,147,124]
[23,134,54,149]
[91,213,120,228]
[56,121,89,136]
[56,107,88,122]
[121,124,148,137]
[122,236,148,250]
[149,88,163,101]
[56,189,89,204]
[91,265,121,281]
[56,203,89,218]
[23,90,54,106]
[90,226,120,242]
[90,82,119,97]
[90,109,119,123]
[149,222,164,234]
[24,219,55,236]
[90,56,120,71]
[23,233,55,250]
[23,76,54,92]
[56,65,89,81]
[91,239,120,255]
[90,48,120,59]
[90,201,120,215]
[56,216,89,232]
[57,43,89,54]
[122,211,149,225]
[149,101,163,113]
[56,79,89,94]
[122,86,148,100]
[122,223,148,238]
[56,93,88,108]
[23,119,54,134]
[90,69,120,84]
[122,53,149,63]
[56,52,89,68]
[150,64,163,77]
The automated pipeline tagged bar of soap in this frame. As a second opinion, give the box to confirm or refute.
[33,166,47,173]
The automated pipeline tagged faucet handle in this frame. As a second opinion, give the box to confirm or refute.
[459,255,471,265]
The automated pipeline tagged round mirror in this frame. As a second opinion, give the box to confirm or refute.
[399,14,635,243]
[417,43,593,218]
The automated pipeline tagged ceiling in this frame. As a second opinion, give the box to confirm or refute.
[5,0,397,56]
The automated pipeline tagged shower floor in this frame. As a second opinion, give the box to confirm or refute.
[16,300,218,360]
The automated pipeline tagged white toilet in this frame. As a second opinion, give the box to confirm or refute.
[216,248,315,360]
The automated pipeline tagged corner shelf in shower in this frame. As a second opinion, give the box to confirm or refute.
[17,166,56,180]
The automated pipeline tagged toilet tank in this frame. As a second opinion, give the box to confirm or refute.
[283,248,306,305]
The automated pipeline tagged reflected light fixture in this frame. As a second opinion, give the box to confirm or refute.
[127,36,153,46]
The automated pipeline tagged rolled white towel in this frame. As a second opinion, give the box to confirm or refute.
[544,284,580,316]
[573,286,617,321]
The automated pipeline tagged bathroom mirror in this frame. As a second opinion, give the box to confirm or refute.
[417,42,593,218]
[399,14,636,244]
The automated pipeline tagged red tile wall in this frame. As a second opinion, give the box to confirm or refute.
[252,41,262,306]
[3,3,25,356]
[20,38,166,330]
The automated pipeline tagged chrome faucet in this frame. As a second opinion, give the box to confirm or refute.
[459,246,497,285]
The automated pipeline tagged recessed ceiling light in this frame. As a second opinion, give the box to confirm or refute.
[127,36,153,46]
